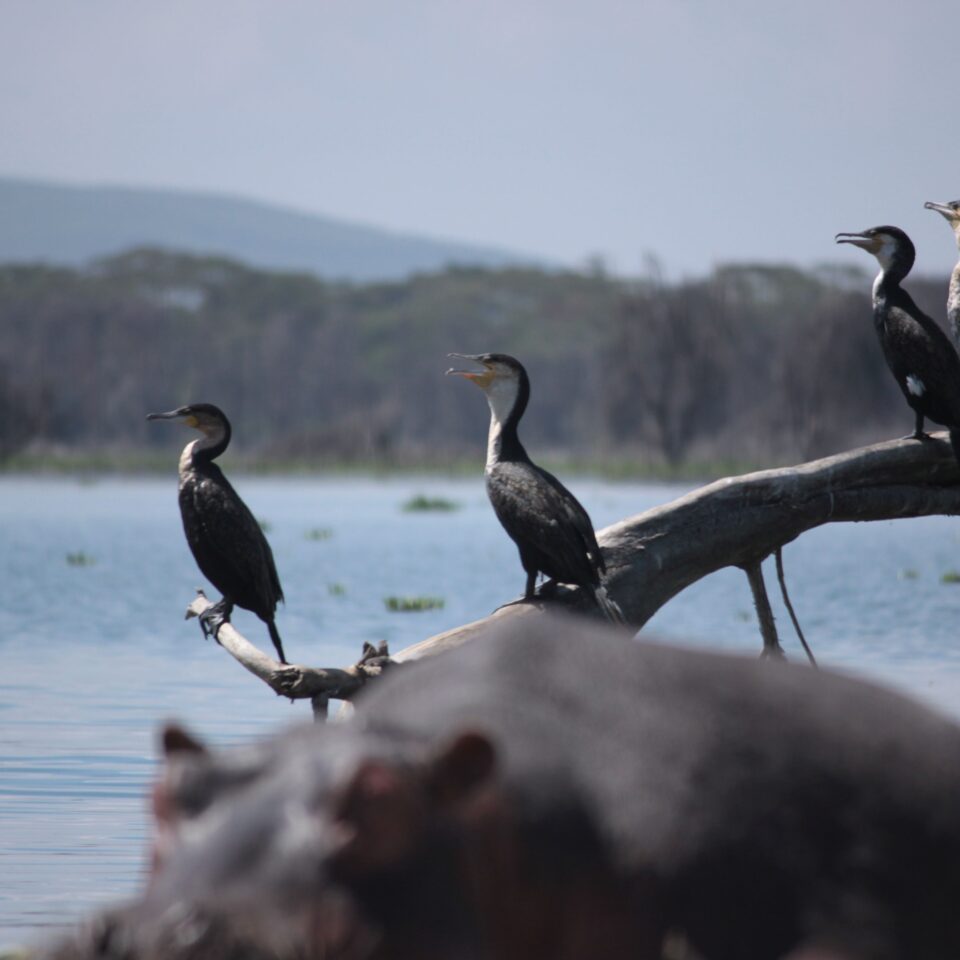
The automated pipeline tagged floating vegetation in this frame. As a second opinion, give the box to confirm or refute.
[305,527,334,541]
[942,570,960,584]
[66,551,95,567]
[258,518,272,533]
[384,595,446,612]
[735,609,752,622]
[328,582,346,596]
[402,494,460,513]
[899,568,919,580]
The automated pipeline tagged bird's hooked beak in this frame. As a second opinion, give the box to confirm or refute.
[925,200,959,222]
[147,408,198,428]
[835,231,877,252]
[445,354,494,389]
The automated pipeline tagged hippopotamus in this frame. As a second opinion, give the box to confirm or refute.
[42,615,960,959]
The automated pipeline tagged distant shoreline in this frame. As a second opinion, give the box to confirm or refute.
[0,449,768,484]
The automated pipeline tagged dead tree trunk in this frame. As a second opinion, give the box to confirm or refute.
[185,434,960,705]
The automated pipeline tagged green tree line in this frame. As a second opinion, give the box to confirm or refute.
[0,248,948,471]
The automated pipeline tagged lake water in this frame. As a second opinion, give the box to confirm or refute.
[3,474,960,949]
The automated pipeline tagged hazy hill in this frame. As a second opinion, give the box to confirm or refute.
[0,176,540,281]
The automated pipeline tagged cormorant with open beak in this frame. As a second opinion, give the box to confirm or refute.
[924,199,960,347]
[835,225,960,462]
[447,353,624,623]
[147,403,288,663]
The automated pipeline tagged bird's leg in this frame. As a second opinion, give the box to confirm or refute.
[537,578,560,599]
[908,410,931,441]
[198,598,234,641]
[493,572,542,612]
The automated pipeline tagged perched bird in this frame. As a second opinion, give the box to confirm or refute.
[924,199,960,346]
[147,403,288,663]
[835,225,960,461]
[447,352,624,622]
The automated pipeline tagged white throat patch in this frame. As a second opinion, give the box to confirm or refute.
[179,439,199,478]
[874,234,899,273]
[871,236,902,305]
[484,374,520,427]
[484,374,520,466]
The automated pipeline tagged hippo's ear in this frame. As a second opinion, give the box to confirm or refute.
[153,724,209,829]
[329,760,425,878]
[427,731,497,807]
[151,724,210,875]
[161,723,208,757]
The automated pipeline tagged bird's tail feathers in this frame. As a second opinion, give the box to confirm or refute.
[268,620,288,665]
[594,584,626,625]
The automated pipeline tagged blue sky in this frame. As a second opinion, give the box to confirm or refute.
[2,0,959,277]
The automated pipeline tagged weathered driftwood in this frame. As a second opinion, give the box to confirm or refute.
[743,560,785,660]
[775,547,818,667]
[185,595,391,713]
[184,433,960,704]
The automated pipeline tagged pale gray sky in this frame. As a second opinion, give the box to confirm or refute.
[2,0,959,277]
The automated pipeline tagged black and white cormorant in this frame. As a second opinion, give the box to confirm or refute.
[147,403,288,663]
[835,225,960,461]
[924,199,960,346]
[446,353,624,623]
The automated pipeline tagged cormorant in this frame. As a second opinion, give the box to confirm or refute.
[924,199,960,346]
[446,353,624,623]
[147,403,288,663]
[835,225,960,462]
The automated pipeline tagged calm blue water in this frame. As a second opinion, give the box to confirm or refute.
[3,475,960,948]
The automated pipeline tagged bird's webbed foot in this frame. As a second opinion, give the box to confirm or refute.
[906,410,931,442]
[537,579,560,599]
[496,595,539,612]
[198,598,233,641]
[495,577,547,613]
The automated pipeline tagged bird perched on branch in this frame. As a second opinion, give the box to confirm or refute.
[147,403,288,663]
[835,225,960,462]
[447,352,624,623]
[924,198,960,347]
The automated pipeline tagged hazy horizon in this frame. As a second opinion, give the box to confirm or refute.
[3,0,960,279]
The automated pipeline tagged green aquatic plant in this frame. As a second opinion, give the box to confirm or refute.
[306,527,334,541]
[941,570,960,584]
[328,582,346,596]
[66,551,95,567]
[402,494,460,513]
[899,568,919,580]
[384,595,446,612]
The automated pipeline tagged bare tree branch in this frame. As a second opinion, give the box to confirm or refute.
[183,434,960,701]
[185,595,390,702]
[775,546,817,668]
[742,561,785,660]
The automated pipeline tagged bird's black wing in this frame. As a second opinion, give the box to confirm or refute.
[180,467,283,618]
[486,460,604,586]
[881,293,960,423]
